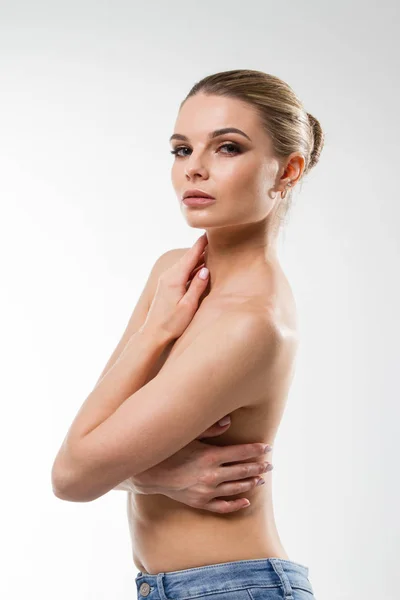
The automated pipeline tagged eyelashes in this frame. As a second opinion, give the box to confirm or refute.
[170,142,242,158]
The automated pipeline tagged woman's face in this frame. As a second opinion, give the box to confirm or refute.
[170,93,283,229]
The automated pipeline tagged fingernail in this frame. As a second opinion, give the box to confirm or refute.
[218,416,231,426]
[256,478,265,486]
[199,267,209,280]
[264,444,273,453]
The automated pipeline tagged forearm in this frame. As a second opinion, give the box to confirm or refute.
[52,325,170,492]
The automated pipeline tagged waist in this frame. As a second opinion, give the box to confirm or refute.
[128,492,289,575]
[134,557,315,599]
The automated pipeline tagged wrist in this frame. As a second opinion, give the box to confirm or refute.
[138,322,174,349]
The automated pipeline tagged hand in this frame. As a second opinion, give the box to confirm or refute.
[140,233,209,342]
[130,416,273,513]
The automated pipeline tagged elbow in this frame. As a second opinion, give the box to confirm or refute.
[51,453,113,503]
[51,436,125,502]
[51,467,75,501]
[51,460,81,502]
[51,466,96,503]
[52,481,79,502]
[51,443,93,503]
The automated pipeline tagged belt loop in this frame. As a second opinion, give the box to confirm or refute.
[269,558,294,599]
[156,572,169,600]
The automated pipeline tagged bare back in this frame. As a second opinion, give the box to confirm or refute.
[126,249,299,575]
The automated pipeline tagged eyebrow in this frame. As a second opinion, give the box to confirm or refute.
[169,127,252,143]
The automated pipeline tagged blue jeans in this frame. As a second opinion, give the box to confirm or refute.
[135,557,316,599]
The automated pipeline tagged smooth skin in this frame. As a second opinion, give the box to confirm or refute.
[109,239,274,512]
[52,234,278,500]
[53,92,305,574]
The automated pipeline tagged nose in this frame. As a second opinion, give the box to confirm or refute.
[184,153,208,180]
[185,165,208,180]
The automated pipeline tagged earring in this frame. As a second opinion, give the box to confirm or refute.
[281,181,292,200]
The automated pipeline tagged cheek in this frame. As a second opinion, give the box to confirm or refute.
[219,158,260,195]
[170,163,183,192]
[224,163,270,207]
[171,162,179,179]
[221,161,274,220]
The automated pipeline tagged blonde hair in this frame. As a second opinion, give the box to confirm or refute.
[181,69,325,227]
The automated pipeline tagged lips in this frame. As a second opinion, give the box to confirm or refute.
[182,189,215,200]
[182,196,215,206]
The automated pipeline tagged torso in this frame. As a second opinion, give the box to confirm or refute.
[126,250,299,575]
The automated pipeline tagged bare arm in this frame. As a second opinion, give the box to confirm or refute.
[51,243,273,509]
[55,311,277,502]
[51,249,182,495]
[51,239,210,498]
[92,249,188,492]
[51,325,171,497]
[93,249,184,389]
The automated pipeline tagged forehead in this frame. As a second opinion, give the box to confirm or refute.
[173,93,262,140]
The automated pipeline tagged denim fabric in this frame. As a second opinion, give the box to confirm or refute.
[135,557,316,599]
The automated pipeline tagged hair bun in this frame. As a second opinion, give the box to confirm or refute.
[306,112,325,172]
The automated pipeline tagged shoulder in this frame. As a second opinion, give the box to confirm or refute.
[222,306,299,388]
[150,248,286,354]
[228,308,283,359]
[146,247,189,299]
[160,308,284,413]
[157,246,190,265]
[198,308,283,377]
[150,247,190,277]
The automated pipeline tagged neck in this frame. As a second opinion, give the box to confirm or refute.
[202,219,280,297]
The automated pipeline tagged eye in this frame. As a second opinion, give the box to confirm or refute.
[170,142,242,158]
[170,146,190,158]
[218,143,241,155]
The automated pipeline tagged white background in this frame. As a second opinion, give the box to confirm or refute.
[1,1,399,599]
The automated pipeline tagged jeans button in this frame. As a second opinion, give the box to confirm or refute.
[139,582,151,596]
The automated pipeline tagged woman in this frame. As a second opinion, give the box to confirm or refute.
[51,69,323,599]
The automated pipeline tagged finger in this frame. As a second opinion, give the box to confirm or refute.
[188,257,205,274]
[215,476,267,496]
[183,265,209,304]
[191,260,206,276]
[173,234,208,285]
[183,249,207,290]
[216,461,272,484]
[203,498,251,513]
[188,251,206,275]
[185,262,206,288]
[211,443,272,466]
[193,249,206,266]
[184,236,208,273]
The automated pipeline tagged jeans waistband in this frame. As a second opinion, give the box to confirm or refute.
[135,557,314,599]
